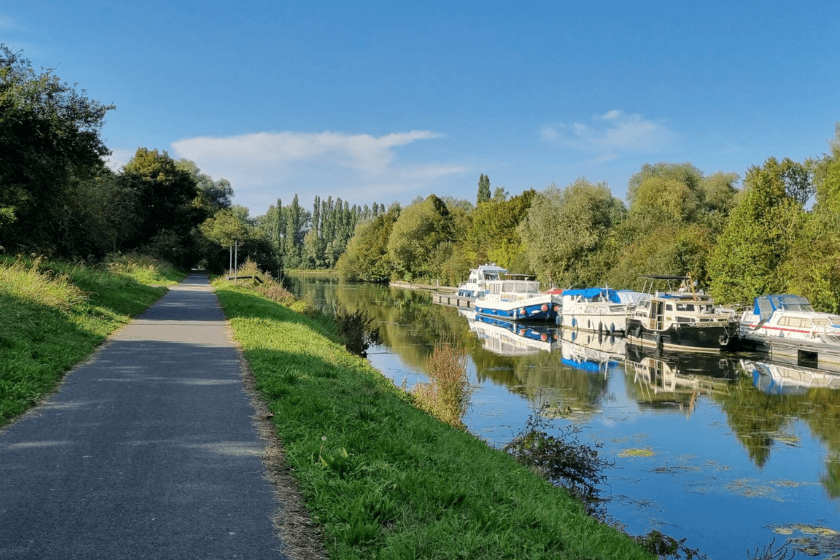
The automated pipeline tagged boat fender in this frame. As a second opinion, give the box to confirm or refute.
[571,317,576,328]
[540,333,548,341]
[610,323,615,334]
[655,333,662,350]
[541,304,548,312]
[719,334,729,347]
[598,322,603,333]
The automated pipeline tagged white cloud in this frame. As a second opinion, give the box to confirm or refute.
[166,130,464,216]
[541,110,672,162]
[105,148,136,171]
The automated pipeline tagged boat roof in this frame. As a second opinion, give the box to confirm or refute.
[563,287,622,304]
[752,294,811,314]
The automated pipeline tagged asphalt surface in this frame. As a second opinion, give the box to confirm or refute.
[0,275,288,559]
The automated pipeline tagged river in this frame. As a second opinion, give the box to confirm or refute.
[289,274,840,560]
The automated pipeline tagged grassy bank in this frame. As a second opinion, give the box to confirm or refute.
[215,279,653,560]
[0,254,185,425]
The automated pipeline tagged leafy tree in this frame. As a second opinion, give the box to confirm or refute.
[626,162,703,208]
[335,209,398,282]
[176,159,233,218]
[476,174,491,205]
[465,189,535,270]
[519,179,624,286]
[0,44,114,252]
[708,157,809,304]
[387,194,455,280]
[117,148,201,251]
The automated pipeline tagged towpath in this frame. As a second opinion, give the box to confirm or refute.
[0,275,289,559]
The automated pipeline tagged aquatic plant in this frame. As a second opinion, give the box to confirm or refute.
[333,306,381,357]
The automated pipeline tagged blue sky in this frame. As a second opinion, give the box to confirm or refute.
[3,0,839,217]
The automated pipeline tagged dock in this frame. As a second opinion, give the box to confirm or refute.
[740,335,840,373]
[432,293,476,308]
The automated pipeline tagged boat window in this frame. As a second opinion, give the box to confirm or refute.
[676,303,694,312]
[665,303,673,311]
[812,318,831,327]
[779,317,791,327]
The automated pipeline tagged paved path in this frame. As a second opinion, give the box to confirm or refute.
[0,275,287,559]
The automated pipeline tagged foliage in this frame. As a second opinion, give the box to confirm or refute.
[387,194,455,280]
[476,173,491,204]
[335,209,398,282]
[412,340,471,428]
[465,189,535,270]
[519,179,625,286]
[0,44,114,253]
[709,157,810,305]
[504,411,612,504]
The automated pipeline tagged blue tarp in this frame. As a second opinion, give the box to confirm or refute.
[752,294,811,315]
[563,288,621,304]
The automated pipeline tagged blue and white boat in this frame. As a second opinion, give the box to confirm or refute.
[456,263,508,298]
[474,275,560,322]
[466,313,556,356]
[558,287,646,334]
[739,294,840,346]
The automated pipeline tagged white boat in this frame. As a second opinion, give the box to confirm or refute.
[558,327,625,376]
[739,294,840,345]
[558,287,646,334]
[625,275,739,353]
[456,264,508,298]
[474,275,560,322]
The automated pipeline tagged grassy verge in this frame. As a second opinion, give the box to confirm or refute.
[215,279,653,560]
[0,254,185,425]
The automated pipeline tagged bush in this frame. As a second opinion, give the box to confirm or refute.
[334,306,381,357]
[412,340,472,428]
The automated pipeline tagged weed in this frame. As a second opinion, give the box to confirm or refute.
[412,340,472,428]
[504,410,612,505]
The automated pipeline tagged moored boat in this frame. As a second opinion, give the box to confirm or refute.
[467,313,556,356]
[558,287,646,334]
[456,263,508,298]
[625,275,739,353]
[474,275,560,322]
[739,294,840,345]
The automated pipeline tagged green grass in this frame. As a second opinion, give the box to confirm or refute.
[0,254,183,425]
[215,281,654,560]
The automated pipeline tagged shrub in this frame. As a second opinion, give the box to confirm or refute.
[412,340,471,428]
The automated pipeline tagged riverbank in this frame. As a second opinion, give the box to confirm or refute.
[0,254,185,426]
[214,277,654,559]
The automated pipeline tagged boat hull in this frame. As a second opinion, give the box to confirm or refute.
[626,318,736,353]
[558,311,627,334]
[475,295,559,322]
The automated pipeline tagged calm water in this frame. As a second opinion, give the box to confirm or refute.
[289,275,840,560]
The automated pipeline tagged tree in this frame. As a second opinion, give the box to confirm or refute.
[465,189,535,270]
[117,148,201,251]
[0,44,114,252]
[387,194,455,280]
[519,179,624,286]
[708,157,809,304]
[336,209,399,282]
[477,174,491,205]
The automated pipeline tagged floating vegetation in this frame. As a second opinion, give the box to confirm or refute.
[620,448,655,457]
[771,523,840,558]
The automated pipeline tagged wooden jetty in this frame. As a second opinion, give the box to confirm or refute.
[740,335,840,373]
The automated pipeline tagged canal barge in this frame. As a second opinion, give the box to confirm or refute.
[474,275,560,322]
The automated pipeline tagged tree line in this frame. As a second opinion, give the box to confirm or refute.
[4,42,839,311]
[335,134,840,313]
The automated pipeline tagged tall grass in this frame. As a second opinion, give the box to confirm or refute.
[412,340,472,428]
[0,254,176,425]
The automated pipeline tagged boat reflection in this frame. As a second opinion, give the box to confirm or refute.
[624,345,739,412]
[558,328,625,377]
[461,310,556,356]
[740,359,840,395]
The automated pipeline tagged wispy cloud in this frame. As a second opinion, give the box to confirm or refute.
[162,130,466,215]
[541,110,672,163]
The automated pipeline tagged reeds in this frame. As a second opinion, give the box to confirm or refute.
[412,340,472,428]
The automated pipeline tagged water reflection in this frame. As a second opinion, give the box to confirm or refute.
[289,275,840,559]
